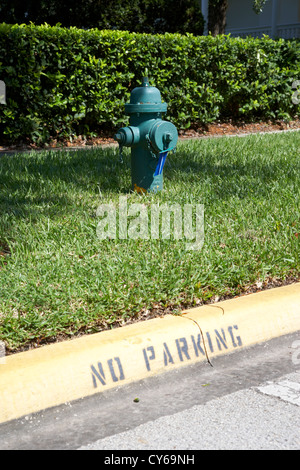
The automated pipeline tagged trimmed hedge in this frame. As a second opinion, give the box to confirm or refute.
[0,23,299,144]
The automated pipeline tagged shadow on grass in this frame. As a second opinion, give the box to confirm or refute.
[166,136,299,200]
[0,147,131,221]
[0,137,298,224]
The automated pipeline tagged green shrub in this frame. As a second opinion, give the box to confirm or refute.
[0,0,204,35]
[0,23,299,144]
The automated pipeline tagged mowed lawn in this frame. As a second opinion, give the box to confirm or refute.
[0,131,299,351]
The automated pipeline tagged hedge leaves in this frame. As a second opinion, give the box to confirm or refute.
[0,23,299,144]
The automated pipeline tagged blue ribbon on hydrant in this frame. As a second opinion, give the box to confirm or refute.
[154,150,168,176]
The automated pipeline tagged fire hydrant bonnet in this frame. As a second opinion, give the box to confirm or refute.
[125,77,167,115]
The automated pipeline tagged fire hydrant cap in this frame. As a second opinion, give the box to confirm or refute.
[149,120,178,153]
[125,77,167,114]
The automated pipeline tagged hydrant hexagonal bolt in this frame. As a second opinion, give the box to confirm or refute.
[114,76,178,193]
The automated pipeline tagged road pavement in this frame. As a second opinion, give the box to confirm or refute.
[80,371,300,450]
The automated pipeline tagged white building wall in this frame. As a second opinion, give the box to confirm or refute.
[226,0,273,30]
[221,0,300,38]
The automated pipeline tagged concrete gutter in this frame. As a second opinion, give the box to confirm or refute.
[0,282,299,424]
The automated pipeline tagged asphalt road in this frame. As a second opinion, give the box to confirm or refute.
[0,331,299,451]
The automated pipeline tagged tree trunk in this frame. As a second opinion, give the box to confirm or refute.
[207,0,228,35]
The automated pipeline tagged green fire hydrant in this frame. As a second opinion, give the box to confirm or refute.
[114,77,178,193]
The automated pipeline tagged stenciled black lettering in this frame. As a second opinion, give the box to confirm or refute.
[214,328,228,351]
[206,332,214,352]
[142,346,156,371]
[107,357,125,382]
[228,325,242,347]
[163,342,174,366]
[91,362,106,388]
[175,337,191,362]
[191,334,205,357]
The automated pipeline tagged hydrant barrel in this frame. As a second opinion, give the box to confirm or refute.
[114,77,178,193]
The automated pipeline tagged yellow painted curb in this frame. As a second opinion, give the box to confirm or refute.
[0,283,300,424]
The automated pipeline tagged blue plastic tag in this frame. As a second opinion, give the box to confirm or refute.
[154,151,168,176]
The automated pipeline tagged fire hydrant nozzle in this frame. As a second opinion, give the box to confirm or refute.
[114,76,178,192]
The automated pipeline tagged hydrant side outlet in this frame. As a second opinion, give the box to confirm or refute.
[114,126,140,147]
[114,77,178,193]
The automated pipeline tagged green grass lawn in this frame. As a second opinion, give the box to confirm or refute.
[0,131,299,352]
